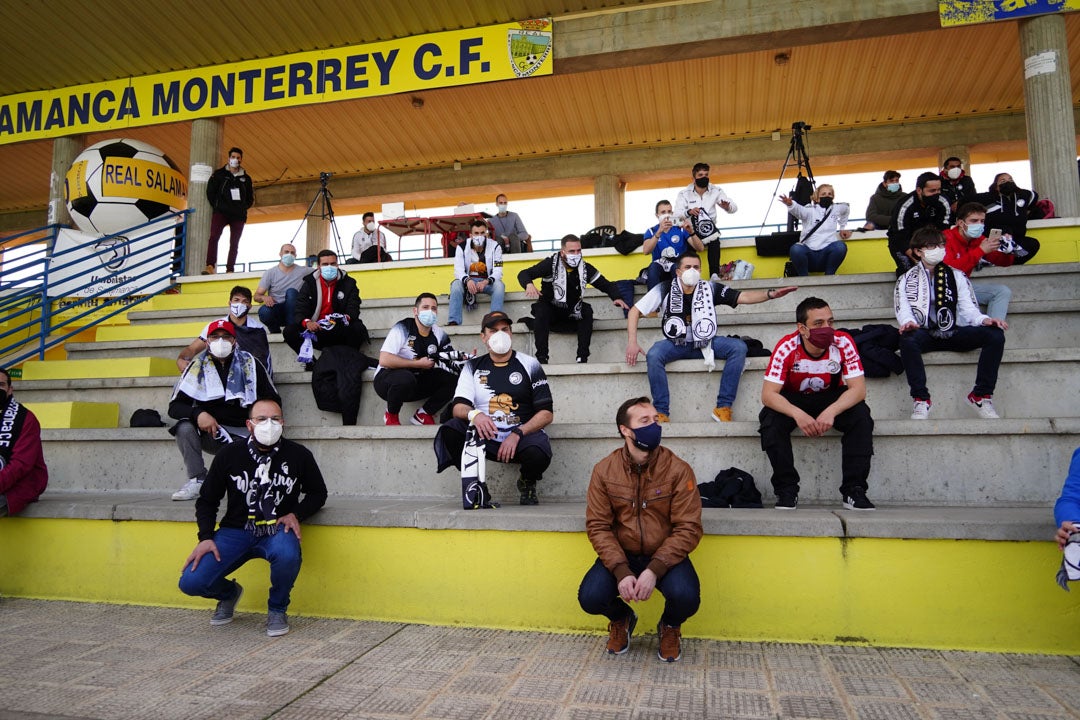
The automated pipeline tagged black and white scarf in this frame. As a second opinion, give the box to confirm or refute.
[661,279,717,349]
[689,209,721,244]
[0,395,29,471]
[244,438,282,537]
[900,264,959,339]
[549,254,587,319]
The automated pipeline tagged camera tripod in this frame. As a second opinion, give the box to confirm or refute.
[760,121,817,234]
[290,172,345,259]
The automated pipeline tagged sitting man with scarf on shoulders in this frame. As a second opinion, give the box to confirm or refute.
[518,234,629,364]
[168,320,280,501]
[625,251,796,423]
[179,399,326,638]
[0,367,48,517]
[895,227,1008,421]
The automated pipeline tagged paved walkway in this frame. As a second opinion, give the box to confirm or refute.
[0,599,1078,720]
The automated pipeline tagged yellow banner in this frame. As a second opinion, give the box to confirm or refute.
[98,158,187,206]
[0,19,553,145]
[940,0,1079,27]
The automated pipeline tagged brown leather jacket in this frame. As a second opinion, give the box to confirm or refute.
[586,445,703,581]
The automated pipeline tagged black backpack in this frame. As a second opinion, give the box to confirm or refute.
[698,467,763,508]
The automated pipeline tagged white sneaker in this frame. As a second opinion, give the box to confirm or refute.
[967,394,1000,419]
[710,273,722,283]
[172,478,203,501]
[911,399,931,420]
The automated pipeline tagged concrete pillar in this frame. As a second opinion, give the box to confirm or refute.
[187,118,224,276]
[937,145,970,173]
[49,136,84,229]
[593,174,625,229]
[306,215,330,258]
[1019,14,1080,218]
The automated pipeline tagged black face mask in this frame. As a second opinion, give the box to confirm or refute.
[817,197,833,209]
[694,176,710,189]
[0,390,9,407]
[998,181,1017,195]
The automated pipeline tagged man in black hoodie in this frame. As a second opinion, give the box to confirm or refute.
[863,170,903,230]
[517,235,628,364]
[205,147,255,274]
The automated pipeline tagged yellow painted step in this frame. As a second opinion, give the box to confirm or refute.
[19,357,178,380]
[96,321,205,342]
[23,401,119,429]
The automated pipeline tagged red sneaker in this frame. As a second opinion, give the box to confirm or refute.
[411,409,436,426]
[384,412,401,426]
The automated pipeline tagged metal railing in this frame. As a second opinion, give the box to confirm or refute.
[0,210,191,366]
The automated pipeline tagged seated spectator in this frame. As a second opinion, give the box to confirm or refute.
[255,244,310,334]
[779,183,851,276]
[1053,447,1080,551]
[943,202,1020,320]
[168,320,280,501]
[518,234,629,364]
[759,297,875,510]
[434,311,553,505]
[283,250,369,363]
[674,162,737,282]
[863,171,903,230]
[975,173,1041,264]
[489,194,532,253]
[0,368,48,516]
[895,227,1008,421]
[350,212,393,263]
[939,157,977,211]
[578,396,703,662]
[178,399,326,638]
[888,172,952,274]
[642,200,703,290]
[178,285,272,375]
[375,292,464,426]
[625,251,795,423]
[448,219,505,326]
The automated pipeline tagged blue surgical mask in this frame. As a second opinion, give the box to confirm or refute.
[964,223,984,239]
[320,265,338,281]
[886,183,900,193]
[631,422,662,452]
[281,253,296,267]
[417,310,438,327]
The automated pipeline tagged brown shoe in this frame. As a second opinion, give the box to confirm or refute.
[606,610,637,655]
[202,264,216,275]
[657,621,682,662]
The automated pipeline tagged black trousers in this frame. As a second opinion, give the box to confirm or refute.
[373,367,457,415]
[531,301,593,361]
[283,319,368,354]
[706,241,722,278]
[439,417,552,483]
[758,388,874,497]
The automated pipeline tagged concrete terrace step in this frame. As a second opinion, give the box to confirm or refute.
[18,491,1054,541]
[37,418,1080,505]
[17,349,1080,425]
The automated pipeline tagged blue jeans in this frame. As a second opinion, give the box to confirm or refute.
[646,261,673,291]
[898,325,1005,400]
[972,281,1011,321]
[789,241,848,275]
[646,336,747,415]
[448,279,505,325]
[578,556,700,627]
[257,288,299,333]
[178,527,302,613]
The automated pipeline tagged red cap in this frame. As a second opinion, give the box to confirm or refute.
[205,319,236,337]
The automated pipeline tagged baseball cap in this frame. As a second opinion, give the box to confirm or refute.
[481,311,512,330]
[205,319,236,337]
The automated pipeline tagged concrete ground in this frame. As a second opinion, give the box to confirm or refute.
[1,599,1078,720]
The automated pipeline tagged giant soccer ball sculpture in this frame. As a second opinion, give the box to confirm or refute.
[65,138,187,237]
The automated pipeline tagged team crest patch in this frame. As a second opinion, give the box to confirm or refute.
[508,371,523,385]
[428,344,437,355]
[508,19,552,78]
[94,236,130,272]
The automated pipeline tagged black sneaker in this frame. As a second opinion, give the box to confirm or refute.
[535,355,548,365]
[775,492,798,510]
[576,356,588,364]
[517,476,539,505]
[842,490,876,510]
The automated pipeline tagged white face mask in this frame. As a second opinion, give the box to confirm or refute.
[209,338,233,359]
[471,235,486,247]
[229,302,249,318]
[564,253,582,268]
[680,268,702,286]
[228,157,240,169]
[487,330,512,354]
[252,418,283,446]
[946,167,962,180]
[366,221,377,232]
[497,203,508,213]
[921,247,946,266]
